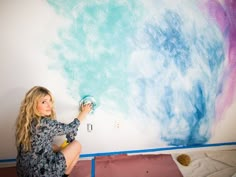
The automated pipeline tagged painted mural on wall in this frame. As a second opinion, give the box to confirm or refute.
[45,0,236,147]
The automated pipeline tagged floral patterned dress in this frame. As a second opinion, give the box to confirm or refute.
[16,117,80,177]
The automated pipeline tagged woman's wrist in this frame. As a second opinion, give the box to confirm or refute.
[77,104,92,121]
[77,111,87,121]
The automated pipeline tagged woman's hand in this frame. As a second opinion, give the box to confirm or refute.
[77,104,92,121]
[52,144,61,152]
[80,103,92,113]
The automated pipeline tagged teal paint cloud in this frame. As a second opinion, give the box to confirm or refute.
[47,0,143,113]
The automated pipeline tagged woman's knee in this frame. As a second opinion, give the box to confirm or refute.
[62,140,82,155]
[72,140,82,151]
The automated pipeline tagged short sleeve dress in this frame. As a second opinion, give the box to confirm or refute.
[16,117,80,177]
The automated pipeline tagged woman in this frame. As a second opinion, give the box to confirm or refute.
[15,86,91,177]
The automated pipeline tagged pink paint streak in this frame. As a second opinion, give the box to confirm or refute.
[206,0,236,120]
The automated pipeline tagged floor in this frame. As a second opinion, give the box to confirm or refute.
[0,154,183,177]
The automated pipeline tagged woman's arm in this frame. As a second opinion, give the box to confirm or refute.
[77,103,92,122]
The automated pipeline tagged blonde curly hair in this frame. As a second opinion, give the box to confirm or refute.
[15,86,56,152]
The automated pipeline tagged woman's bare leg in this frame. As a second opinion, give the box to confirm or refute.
[61,140,81,174]
[64,155,80,174]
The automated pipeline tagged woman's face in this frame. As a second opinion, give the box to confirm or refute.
[37,95,52,117]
